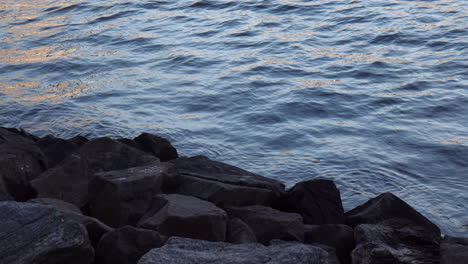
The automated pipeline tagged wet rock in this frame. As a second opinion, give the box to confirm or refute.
[138,194,227,242]
[441,235,468,264]
[304,224,355,264]
[138,237,332,264]
[96,226,165,264]
[275,179,345,225]
[0,127,47,201]
[345,192,440,235]
[172,155,285,206]
[134,133,178,161]
[351,218,441,264]
[0,201,94,264]
[88,162,178,227]
[225,205,304,244]
[37,135,80,168]
[226,218,257,244]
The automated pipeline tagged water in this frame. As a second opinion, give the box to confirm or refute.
[1,0,467,236]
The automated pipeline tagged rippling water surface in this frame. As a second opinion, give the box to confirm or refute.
[1,0,467,235]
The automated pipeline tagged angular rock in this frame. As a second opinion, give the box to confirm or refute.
[172,155,285,206]
[68,135,89,147]
[225,205,304,244]
[304,224,355,264]
[352,218,441,264]
[37,135,80,168]
[29,197,83,214]
[0,127,47,201]
[345,192,440,235]
[441,235,468,264]
[138,237,332,264]
[138,194,227,242]
[88,162,178,227]
[96,226,165,264]
[0,201,94,264]
[226,218,257,244]
[134,132,178,161]
[275,179,345,225]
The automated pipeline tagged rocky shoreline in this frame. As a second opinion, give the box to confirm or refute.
[0,127,466,264]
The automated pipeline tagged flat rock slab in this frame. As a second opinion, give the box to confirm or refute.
[138,194,227,242]
[172,155,285,206]
[138,237,332,264]
[0,201,94,264]
[441,235,468,264]
[226,205,304,244]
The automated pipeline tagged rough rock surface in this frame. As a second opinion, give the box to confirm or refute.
[345,192,441,235]
[351,218,441,264]
[138,237,332,264]
[275,179,345,225]
[304,224,355,264]
[37,135,80,168]
[0,201,94,264]
[29,197,83,214]
[88,162,177,227]
[172,155,285,206]
[226,218,258,244]
[441,235,468,264]
[134,133,179,161]
[138,194,227,242]
[225,205,304,244]
[0,127,47,201]
[96,226,165,264]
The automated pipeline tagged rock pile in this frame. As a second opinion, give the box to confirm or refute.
[0,126,466,264]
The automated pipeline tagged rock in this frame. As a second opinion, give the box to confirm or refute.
[172,155,285,206]
[68,135,89,147]
[441,235,468,264]
[226,218,257,244]
[345,192,440,235]
[88,162,178,227]
[304,224,355,264]
[0,127,47,201]
[225,205,304,244]
[29,197,113,248]
[138,194,227,242]
[134,133,178,161]
[31,153,93,207]
[351,218,441,264]
[0,201,94,264]
[275,179,345,225]
[0,127,40,141]
[96,226,165,264]
[138,237,332,264]
[37,135,80,168]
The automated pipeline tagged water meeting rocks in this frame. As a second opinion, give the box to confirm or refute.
[138,237,332,264]
[133,132,179,161]
[0,201,94,264]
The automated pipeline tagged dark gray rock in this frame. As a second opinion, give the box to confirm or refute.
[37,135,80,168]
[275,179,345,225]
[226,218,257,244]
[172,155,285,206]
[304,224,355,264]
[0,201,94,264]
[134,133,178,161]
[0,128,46,201]
[96,226,165,264]
[29,197,83,214]
[68,135,88,147]
[138,194,227,242]
[351,218,441,264]
[441,235,468,264]
[225,205,304,244]
[138,237,332,264]
[88,162,177,227]
[345,192,441,236]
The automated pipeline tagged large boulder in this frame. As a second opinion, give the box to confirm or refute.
[172,155,285,206]
[138,237,333,264]
[304,224,355,264]
[441,235,468,264]
[351,218,441,264]
[275,179,345,224]
[225,205,304,244]
[96,226,165,264]
[0,201,94,264]
[345,192,440,235]
[37,135,80,168]
[133,133,178,161]
[226,218,258,244]
[0,127,47,201]
[138,194,227,242]
[88,162,178,227]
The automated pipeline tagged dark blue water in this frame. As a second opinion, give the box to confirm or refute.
[1,0,467,236]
